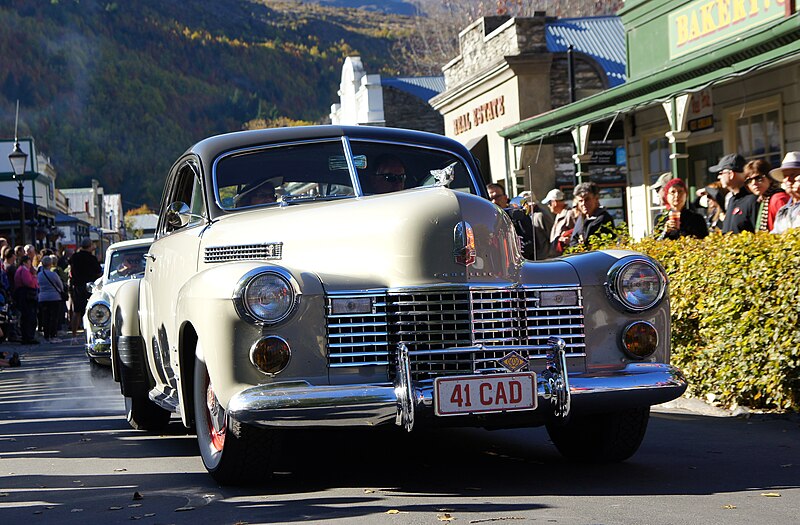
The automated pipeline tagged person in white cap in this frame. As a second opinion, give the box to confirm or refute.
[770,151,800,233]
[542,188,576,256]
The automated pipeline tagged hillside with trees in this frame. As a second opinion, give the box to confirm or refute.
[0,0,412,207]
[0,0,620,209]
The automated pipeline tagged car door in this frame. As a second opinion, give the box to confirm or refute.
[140,158,206,401]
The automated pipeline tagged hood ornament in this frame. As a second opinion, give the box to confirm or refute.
[431,162,456,187]
[453,221,476,266]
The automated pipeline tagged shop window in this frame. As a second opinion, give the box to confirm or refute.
[728,96,783,168]
[644,134,671,232]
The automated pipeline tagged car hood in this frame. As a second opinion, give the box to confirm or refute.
[90,277,142,305]
[200,187,579,291]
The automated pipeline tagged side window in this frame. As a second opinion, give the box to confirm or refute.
[161,161,204,235]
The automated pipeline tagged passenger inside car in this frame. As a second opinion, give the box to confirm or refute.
[363,154,406,194]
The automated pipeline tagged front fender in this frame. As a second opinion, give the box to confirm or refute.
[561,249,671,368]
[174,262,327,410]
[110,278,150,395]
[112,278,142,338]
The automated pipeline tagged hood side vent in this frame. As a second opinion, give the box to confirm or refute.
[204,243,283,263]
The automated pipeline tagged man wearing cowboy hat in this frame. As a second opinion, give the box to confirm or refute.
[770,151,800,233]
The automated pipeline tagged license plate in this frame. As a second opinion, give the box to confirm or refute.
[434,373,537,416]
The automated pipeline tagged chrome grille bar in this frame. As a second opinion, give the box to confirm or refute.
[326,287,585,380]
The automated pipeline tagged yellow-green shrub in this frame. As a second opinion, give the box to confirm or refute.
[576,227,800,411]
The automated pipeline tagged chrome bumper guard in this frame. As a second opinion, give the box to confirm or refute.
[227,338,687,429]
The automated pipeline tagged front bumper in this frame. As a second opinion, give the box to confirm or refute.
[86,329,111,363]
[227,361,687,428]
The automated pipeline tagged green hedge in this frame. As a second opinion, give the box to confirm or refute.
[576,227,800,411]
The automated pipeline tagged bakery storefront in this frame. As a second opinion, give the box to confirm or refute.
[500,0,800,238]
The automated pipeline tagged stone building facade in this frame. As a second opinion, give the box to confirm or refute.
[430,15,624,201]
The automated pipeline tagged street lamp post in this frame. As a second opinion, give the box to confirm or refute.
[8,101,28,246]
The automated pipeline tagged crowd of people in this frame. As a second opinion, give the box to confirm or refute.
[0,237,102,367]
[488,151,800,258]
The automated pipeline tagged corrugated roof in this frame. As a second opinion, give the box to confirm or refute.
[382,76,446,102]
[546,16,627,87]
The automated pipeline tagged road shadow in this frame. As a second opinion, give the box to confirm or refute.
[1,342,798,523]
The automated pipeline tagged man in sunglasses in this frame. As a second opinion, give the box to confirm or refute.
[366,155,407,194]
[710,153,758,234]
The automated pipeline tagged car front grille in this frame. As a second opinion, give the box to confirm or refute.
[204,242,283,263]
[326,287,585,383]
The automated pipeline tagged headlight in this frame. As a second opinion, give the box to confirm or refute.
[87,303,112,327]
[621,321,658,359]
[250,336,291,375]
[605,258,666,312]
[234,269,300,325]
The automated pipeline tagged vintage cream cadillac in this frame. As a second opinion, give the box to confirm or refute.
[110,125,687,484]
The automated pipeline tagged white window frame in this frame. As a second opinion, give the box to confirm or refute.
[642,128,671,235]
[725,94,783,166]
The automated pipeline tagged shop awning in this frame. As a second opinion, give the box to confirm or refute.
[500,15,800,146]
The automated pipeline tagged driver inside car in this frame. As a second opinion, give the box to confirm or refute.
[234,180,277,207]
[117,254,144,277]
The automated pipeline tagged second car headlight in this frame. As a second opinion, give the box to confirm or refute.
[234,269,300,325]
[87,303,112,327]
[605,258,666,312]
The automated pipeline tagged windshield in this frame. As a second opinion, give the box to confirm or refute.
[214,139,477,210]
[107,246,149,283]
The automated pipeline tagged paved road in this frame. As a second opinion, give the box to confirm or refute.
[1,340,798,525]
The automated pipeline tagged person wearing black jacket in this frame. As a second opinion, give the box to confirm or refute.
[653,178,709,240]
[710,153,758,234]
[568,182,615,248]
[487,183,537,259]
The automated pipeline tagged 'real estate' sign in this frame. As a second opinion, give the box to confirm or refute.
[453,96,505,135]
[668,0,795,59]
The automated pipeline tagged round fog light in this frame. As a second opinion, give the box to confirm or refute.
[250,336,291,375]
[621,321,658,359]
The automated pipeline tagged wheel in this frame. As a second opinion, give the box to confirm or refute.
[546,407,650,462]
[194,354,274,485]
[124,395,171,431]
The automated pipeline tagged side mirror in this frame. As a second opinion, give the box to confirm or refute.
[165,201,203,230]
[86,278,99,294]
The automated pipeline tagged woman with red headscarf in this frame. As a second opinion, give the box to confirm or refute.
[653,178,709,240]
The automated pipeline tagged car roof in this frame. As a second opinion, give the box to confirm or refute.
[106,238,153,252]
[186,125,473,163]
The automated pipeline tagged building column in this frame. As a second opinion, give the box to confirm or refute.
[663,95,692,182]
[571,124,591,184]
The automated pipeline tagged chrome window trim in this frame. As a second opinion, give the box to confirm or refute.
[210,136,483,211]
[211,137,347,211]
[232,267,302,326]
[604,257,667,313]
[341,136,363,195]
[345,137,482,197]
